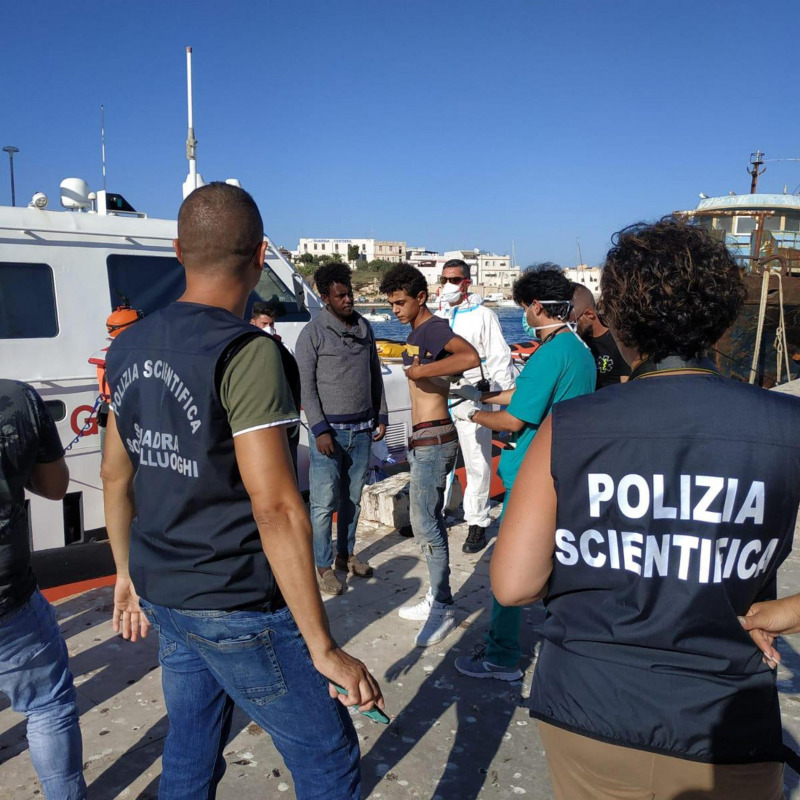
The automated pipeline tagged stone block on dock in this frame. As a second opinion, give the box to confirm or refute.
[361,473,410,530]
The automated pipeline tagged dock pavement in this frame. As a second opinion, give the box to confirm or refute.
[3,380,800,799]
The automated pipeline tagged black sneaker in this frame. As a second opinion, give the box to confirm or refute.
[463,525,487,553]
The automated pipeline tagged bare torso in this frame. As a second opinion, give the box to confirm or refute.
[408,375,451,426]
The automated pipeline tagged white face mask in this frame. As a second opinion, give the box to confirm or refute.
[526,300,587,345]
[440,286,465,304]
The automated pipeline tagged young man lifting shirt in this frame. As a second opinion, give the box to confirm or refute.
[380,263,479,647]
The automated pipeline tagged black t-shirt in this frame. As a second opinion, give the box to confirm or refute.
[402,314,455,367]
[586,329,630,388]
[0,380,64,612]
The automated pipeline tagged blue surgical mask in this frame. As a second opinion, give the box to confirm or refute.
[521,309,539,340]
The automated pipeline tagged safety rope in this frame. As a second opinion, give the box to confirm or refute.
[750,266,791,385]
[750,269,771,384]
[773,273,791,384]
[64,395,103,452]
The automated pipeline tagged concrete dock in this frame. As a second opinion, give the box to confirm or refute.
[2,505,800,799]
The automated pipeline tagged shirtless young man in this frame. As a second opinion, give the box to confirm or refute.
[380,263,480,646]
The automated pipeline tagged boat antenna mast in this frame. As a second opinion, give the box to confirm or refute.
[100,104,107,192]
[182,46,204,199]
[748,150,765,194]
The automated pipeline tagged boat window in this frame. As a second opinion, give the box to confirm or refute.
[44,400,66,422]
[0,262,58,338]
[785,214,800,232]
[713,216,732,233]
[764,215,782,232]
[248,263,310,322]
[107,254,185,316]
[735,217,756,235]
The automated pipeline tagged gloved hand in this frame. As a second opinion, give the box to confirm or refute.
[450,401,475,422]
[450,383,482,403]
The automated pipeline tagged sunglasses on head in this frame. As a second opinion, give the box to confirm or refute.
[439,276,468,285]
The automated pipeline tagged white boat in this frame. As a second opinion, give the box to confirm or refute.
[362,311,391,322]
[0,184,412,564]
[0,49,412,577]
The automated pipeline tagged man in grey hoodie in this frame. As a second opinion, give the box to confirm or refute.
[296,264,388,595]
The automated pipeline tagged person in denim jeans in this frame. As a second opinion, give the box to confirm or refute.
[137,601,361,799]
[308,426,373,593]
[102,184,383,800]
[380,264,479,647]
[407,436,461,604]
[0,379,86,800]
[296,264,387,596]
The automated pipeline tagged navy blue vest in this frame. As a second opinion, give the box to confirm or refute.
[106,302,279,610]
[530,373,800,763]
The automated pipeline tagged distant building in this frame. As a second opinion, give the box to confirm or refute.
[407,246,440,266]
[564,265,602,298]
[373,240,406,262]
[476,252,518,290]
[297,238,406,265]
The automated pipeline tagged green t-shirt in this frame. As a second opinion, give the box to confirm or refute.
[497,331,595,489]
[219,335,300,435]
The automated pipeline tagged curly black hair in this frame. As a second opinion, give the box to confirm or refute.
[512,263,572,319]
[313,263,352,297]
[600,218,745,361]
[379,262,428,300]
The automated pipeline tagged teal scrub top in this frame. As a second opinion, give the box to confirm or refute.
[497,331,596,489]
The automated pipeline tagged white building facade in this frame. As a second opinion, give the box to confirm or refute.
[476,252,518,289]
[297,238,406,264]
[564,265,602,298]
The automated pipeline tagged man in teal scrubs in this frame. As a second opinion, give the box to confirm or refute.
[451,264,596,680]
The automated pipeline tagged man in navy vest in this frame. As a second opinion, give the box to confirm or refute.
[102,183,383,800]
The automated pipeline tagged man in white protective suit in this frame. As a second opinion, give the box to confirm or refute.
[435,258,515,553]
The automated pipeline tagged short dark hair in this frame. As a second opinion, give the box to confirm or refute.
[600,218,746,361]
[314,263,352,297]
[251,300,276,319]
[442,258,470,279]
[512,263,572,318]
[379,262,428,300]
[177,182,263,274]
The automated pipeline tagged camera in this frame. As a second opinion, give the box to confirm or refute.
[476,378,491,393]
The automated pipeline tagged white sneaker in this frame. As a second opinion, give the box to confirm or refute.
[398,590,434,621]
[414,603,457,647]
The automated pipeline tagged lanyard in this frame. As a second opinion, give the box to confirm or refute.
[540,325,569,346]
[628,355,719,381]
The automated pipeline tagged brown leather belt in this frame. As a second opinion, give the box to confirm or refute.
[407,430,459,450]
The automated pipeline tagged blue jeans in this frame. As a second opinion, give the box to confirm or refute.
[309,427,373,568]
[0,589,86,800]
[139,599,360,800]
[408,438,460,605]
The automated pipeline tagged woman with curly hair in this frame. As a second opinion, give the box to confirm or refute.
[491,218,800,799]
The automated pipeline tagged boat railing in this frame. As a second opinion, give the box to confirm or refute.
[734,253,800,278]
[0,222,175,246]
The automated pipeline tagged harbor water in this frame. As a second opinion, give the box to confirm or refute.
[366,305,526,344]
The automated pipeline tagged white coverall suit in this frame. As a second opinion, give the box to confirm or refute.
[435,296,515,528]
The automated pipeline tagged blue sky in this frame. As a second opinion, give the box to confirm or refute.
[2,0,799,266]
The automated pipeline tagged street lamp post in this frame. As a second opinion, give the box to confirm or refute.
[2,146,19,207]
